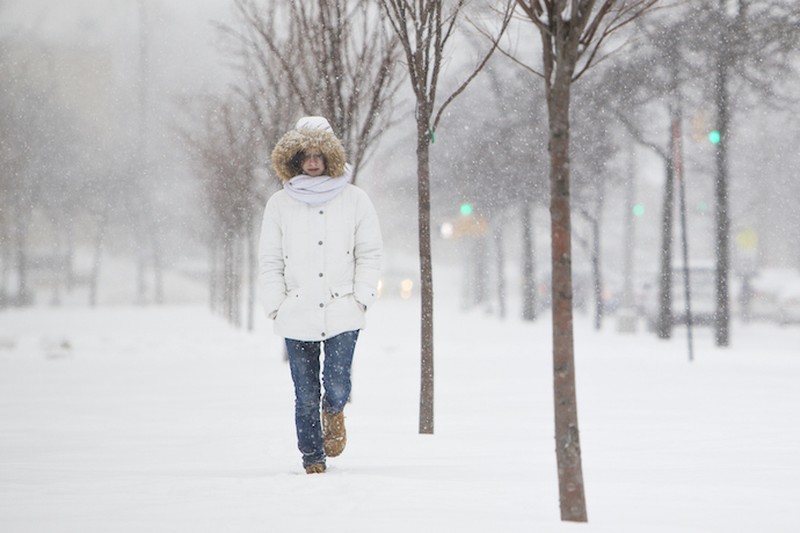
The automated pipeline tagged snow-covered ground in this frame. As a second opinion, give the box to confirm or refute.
[2,282,799,532]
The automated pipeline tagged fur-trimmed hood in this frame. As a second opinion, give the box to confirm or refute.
[271,126,346,182]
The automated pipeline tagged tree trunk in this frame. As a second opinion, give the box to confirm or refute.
[713,61,731,347]
[234,236,242,327]
[135,217,148,305]
[473,237,489,308]
[657,147,675,339]
[223,234,234,324]
[494,217,506,320]
[89,209,108,307]
[14,202,31,306]
[0,213,9,306]
[246,214,257,331]
[548,68,587,523]
[417,119,434,435]
[590,217,602,330]
[208,235,218,313]
[65,224,75,293]
[222,233,242,327]
[49,214,62,306]
[151,219,164,305]
[521,199,537,321]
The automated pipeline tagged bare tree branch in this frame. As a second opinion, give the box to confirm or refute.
[433,1,515,131]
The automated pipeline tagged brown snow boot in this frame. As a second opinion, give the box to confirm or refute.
[305,463,326,474]
[322,410,346,457]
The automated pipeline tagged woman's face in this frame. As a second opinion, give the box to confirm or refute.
[301,151,326,177]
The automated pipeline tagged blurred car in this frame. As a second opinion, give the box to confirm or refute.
[670,265,716,326]
[641,264,717,331]
[777,278,800,326]
[745,268,800,323]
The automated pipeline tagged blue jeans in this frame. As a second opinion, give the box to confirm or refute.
[285,330,359,468]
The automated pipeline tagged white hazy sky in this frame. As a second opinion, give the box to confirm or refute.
[2,0,236,94]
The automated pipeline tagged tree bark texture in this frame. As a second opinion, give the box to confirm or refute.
[13,201,31,305]
[521,200,537,321]
[89,209,108,307]
[246,215,257,332]
[494,219,506,319]
[713,61,731,347]
[548,66,587,523]
[417,119,434,435]
[658,143,676,339]
[590,217,602,330]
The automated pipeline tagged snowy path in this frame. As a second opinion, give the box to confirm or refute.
[1,301,799,532]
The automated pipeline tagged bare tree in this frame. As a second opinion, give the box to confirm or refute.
[1,53,43,306]
[600,11,686,339]
[219,0,301,174]
[0,40,83,307]
[131,0,164,305]
[571,79,621,331]
[513,0,657,522]
[228,0,403,180]
[607,0,800,343]
[380,0,512,434]
[680,0,800,346]
[431,65,548,318]
[178,96,267,328]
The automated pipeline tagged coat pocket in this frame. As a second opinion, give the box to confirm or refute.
[330,283,364,312]
[329,283,354,300]
[276,289,299,318]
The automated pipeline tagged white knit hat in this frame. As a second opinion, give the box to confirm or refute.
[295,116,334,133]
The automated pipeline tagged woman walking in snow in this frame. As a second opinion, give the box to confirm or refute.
[258,117,382,474]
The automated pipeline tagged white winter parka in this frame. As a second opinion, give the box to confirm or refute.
[258,184,382,341]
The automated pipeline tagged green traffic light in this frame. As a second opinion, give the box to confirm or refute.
[460,203,473,216]
[632,204,645,217]
[708,130,721,144]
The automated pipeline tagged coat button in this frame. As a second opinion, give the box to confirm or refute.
[319,273,323,277]
[321,332,326,337]
[319,303,324,308]
[318,241,323,245]
[319,210,324,215]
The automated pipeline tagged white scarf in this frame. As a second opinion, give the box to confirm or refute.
[284,165,352,206]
